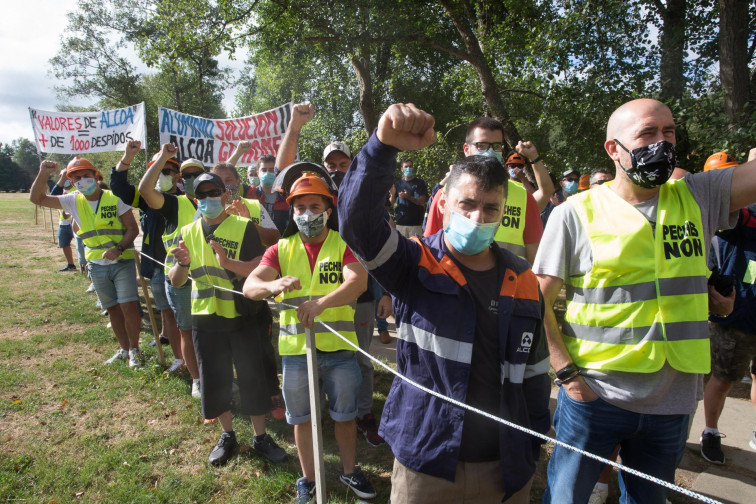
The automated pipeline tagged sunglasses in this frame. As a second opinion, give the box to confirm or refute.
[194,189,224,200]
[181,171,203,181]
[469,141,504,152]
[161,168,178,176]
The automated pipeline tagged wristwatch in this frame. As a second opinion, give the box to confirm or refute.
[554,363,581,387]
[115,244,125,252]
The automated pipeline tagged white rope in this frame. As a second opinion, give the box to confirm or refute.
[133,248,724,504]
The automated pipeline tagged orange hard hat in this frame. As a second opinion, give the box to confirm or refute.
[66,157,96,178]
[578,174,590,191]
[286,173,336,205]
[704,152,738,172]
[148,152,180,170]
[506,153,527,166]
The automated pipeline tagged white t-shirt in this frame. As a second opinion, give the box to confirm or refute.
[533,167,739,415]
[58,192,133,266]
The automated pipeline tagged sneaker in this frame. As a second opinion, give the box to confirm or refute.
[85,283,95,293]
[379,330,391,344]
[588,483,608,504]
[166,358,184,374]
[59,264,76,272]
[252,433,287,462]
[295,477,315,504]
[149,336,170,347]
[128,348,144,368]
[270,394,286,421]
[104,348,128,365]
[356,413,386,447]
[700,430,726,464]
[742,374,753,384]
[208,431,239,466]
[100,309,108,317]
[339,466,376,499]
[191,379,201,399]
[750,431,756,451]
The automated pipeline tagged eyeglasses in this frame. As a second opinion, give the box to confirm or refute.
[194,189,223,200]
[181,171,203,181]
[161,168,178,176]
[595,179,610,185]
[469,142,504,152]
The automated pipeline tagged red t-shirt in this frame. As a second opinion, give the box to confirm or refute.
[423,187,543,244]
[260,238,358,274]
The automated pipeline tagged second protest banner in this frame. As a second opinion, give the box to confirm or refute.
[158,103,292,167]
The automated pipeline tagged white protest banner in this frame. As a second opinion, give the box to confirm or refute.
[28,103,147,154]
[158,102,292,167]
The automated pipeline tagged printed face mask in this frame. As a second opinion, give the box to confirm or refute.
[156,173,174,192]
[294,209,328,238]
[614,139,677,188]
[74,177,97,195]
[248,176,260,186]
[260,172,276,187]
[197,196,224,219]
[225,183,239,197]
[444,210,499,255]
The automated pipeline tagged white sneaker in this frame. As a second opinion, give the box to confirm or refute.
[588,483,608,504]
[104,348,128,365]
[742,374,753,384]
[166,358,184,374]
[86,283,95,293]
[129,348,144,368]
[191,379,201,399]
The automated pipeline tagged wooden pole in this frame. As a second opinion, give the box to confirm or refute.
[50,208,57,244]
[133,253,165,366]
[41,204,48,229]
[305,326,326,503]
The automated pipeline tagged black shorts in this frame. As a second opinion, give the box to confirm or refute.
[193,320,270,419]
[709,322,756,383]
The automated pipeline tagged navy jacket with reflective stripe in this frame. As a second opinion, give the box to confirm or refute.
[338,133,551,496]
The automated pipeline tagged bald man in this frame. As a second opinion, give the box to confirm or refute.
[534,98,756,503]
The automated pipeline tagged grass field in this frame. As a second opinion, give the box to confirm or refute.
[0,193,725,503]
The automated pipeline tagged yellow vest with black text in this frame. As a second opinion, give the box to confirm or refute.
[278,230,358,355]
[494,180,527,259]
[563,181,710,373]
[241,198,262,225]
[163,195,197,274]
[181,215,248,318]
[75,191,134,261]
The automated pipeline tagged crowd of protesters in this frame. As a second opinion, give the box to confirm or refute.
[29,97,756,504]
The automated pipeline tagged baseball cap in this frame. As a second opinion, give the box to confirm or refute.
[322,141,351,162]
[562,169,579,179]
[180,158,204,173]
[193,172,225,193]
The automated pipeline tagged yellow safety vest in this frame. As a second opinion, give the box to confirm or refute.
[278,230,358,355]
[163,195,197,274]
[494,180,527,259]
[75,190,134,261]
[563,181,710,373]
[241,198,262,225]
[181,215,248,318]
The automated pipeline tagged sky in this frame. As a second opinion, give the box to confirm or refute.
[0,1,244,147]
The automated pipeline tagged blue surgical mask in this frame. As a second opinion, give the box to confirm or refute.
[63,180,72,188]
[260,172,276,187]
[403,167,414,178]
[74,177,97,195]
[444,211,499,255]
[248,176,260,186]
[197,196,224,219]
[476,148,503,163]
[563,180,578,195]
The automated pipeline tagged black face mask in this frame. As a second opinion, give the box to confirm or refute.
[329,170,345,188]
[614,139,677,188]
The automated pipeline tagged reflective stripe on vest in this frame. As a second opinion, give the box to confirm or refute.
[278,230,358,355]
[563,181,710,373]
[242,198,262,225]
[75,190,134,261]
[182,215,248,318]
[163,195,197,274]
[494,180,527,259]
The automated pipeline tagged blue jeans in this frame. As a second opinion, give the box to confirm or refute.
[150,269,170,311]
[282,350,361,425]
[543,387,689,504]
[166,279,192,330]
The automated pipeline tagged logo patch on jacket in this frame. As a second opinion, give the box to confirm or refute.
[517,332,533,353]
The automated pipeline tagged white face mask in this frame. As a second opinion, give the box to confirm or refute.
[74,177,97,195]
[156,173,174,192]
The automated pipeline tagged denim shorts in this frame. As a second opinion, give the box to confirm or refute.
[149,269,170,311]
[166,279,192,331]
[282,350,361,425]
[89,260,139,309]
[57,224,73,248]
